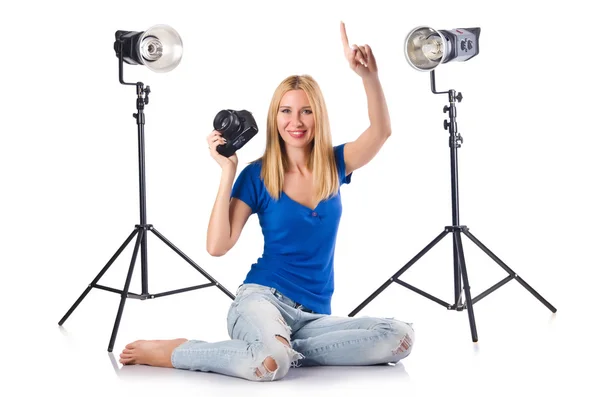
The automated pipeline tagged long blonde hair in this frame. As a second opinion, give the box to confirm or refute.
[252,75,339,201]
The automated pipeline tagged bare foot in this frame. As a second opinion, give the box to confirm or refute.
[119,338,188,367]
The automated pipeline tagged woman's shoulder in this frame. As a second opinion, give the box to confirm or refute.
[333,143,347,163]
[332,143,352,183]
[333,143,345,153]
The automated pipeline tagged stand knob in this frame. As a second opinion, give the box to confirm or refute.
[456,92,463,103]
[444,120,450,130]
[443,105,450,113]
[144,86,151,105]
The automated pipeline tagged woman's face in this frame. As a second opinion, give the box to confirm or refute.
[277,89,315,150]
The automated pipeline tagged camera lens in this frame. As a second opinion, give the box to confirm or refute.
[218,118,230,130]
[213,110,241,136]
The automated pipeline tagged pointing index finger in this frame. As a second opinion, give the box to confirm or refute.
[340,21,350,52]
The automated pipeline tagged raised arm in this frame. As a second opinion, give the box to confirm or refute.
[339,21,392,176]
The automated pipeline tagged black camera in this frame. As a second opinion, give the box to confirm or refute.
[213,109,259,157]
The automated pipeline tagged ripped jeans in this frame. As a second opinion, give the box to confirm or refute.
[170,283,415,381]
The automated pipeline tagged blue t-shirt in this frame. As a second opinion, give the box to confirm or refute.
[230,143,352,314]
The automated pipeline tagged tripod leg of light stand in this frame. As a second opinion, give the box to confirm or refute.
[348,230,450,317]
[140,228,149,295]
[462,230,557,313]
[108,229,143,352]
[453,231,478,342]
[150,228,236,300]
[58,228,140,326]
[453,238,463,308]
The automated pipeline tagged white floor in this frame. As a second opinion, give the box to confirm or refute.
[5,269,593,397]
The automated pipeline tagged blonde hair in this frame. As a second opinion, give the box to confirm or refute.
[251,75,339,201]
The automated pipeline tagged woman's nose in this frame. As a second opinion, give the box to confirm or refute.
[291,114,303,126]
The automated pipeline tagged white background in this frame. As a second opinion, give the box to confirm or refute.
[1,0,598,396]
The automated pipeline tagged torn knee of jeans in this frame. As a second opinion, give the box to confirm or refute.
[255,356,278,379]
[275,334,290,346]
[253,336,305,380]
[392,332,414,355]
[288,343,306,369]
[274,334,304,368]
[276,334,305,369]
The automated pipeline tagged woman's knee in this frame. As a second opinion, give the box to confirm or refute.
[246,337,303,382]
[372,318,415,362]
[387,319,415,360]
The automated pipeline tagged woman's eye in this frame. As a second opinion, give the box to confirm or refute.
[280,108,311,114]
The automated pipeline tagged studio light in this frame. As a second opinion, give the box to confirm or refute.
[350,26,556,343]
[59,25,234,353]
[404,26,480,71]
[115,24,183,72]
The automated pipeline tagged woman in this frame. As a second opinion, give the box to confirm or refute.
[119,22,414,381]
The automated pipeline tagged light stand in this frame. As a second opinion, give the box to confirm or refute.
[58,26,235,352]
[348,70,556,342]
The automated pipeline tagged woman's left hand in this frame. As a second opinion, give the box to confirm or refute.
[340,21,378,78]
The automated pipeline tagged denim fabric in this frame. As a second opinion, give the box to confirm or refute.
[171,283,414,381]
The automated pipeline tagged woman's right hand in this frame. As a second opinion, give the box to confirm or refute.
[207,130,238,170]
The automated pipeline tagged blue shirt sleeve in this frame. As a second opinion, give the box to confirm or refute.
[334,143,352,185]
[231,162,265,214]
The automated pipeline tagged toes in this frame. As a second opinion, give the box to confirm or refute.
[120,358,135,365]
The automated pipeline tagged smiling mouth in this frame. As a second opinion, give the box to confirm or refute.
[288,130,306,138]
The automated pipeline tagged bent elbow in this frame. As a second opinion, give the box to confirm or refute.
[372,123,391,140]
[206,242,229,257]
